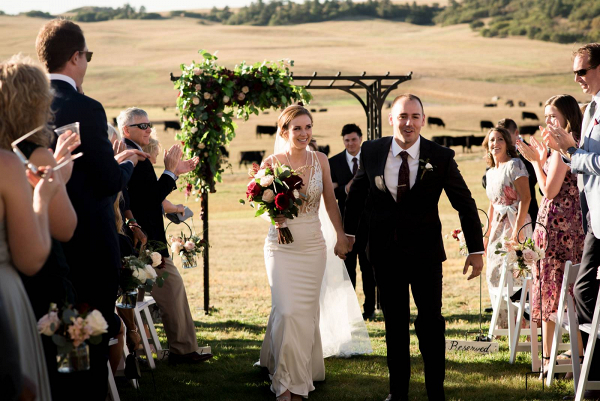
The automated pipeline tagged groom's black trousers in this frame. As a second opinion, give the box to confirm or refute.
[374,253,446,401]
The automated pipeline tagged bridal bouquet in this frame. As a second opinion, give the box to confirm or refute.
[494,237,545,278]
[447,228,468,256]
[240,162,304,244]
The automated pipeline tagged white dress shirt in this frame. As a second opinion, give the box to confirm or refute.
[345,149,361,174]
[384,136,420,202]
[48,73,77,91]
[582,90,600,140]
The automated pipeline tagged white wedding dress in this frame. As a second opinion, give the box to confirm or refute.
[259,151,371,398]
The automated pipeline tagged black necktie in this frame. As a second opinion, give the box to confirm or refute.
[397,151,409,203]
[352,157,358,176]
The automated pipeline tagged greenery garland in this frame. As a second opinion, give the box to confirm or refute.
[173,50,312,194]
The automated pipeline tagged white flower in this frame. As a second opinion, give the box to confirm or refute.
[184,241,196,251]
[260,175,274,187]
[522,248,538,265]
[84,310,108,336]
[374,175,386,192]
[133,267,148,282]
[425,162,433,170]
[262,189,275,203]
[223,96,230,103]
[242,86,249,94]
[191,127,198,134]
[195,83,201,90]
[37,311,60,336]
[193,68,201,76]
[150,252,162,267]
[293,189,299,198]
[198,142,206,149]
[144,264,158,280]
[192,97,200,105]
[268,78,275,86]
[457,231,465,242]
[255,169,266,179]
[204,92,211,100]
[238,93,246,101]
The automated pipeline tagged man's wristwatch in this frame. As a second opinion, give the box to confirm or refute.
[567,146,578,156]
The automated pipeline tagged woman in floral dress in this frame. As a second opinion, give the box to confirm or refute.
[483,127,532,328]
[517,94,585,375]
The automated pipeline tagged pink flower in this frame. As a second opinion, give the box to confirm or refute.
[68,317,92,347]
[522,248,538,265]
[184,241,196,251]
[503,185,518,203]
[38,311,60,336]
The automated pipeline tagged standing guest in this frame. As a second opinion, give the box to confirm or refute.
[36,19,145,398]
[0,56,79,400]
[117,107,212,365]
[345,94,484,401]
[517,95,585,377]
[544,43,600,398]
[330,123,376,319]
[483,127,532,329]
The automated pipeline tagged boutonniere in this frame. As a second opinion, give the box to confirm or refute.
[374,175,387,192]
[419,158,435,180]
[595,118,599,126]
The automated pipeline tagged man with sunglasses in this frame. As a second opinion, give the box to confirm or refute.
[36,19,146,399]
[543,43,600,400]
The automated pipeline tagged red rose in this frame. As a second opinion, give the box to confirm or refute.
[246,181,261,199]
[284,175,303,190]
[274,193,289,211]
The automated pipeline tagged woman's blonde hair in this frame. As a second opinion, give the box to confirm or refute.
[277,105,313,140]
[0,55,52,151]
[107,123,122,142]
[114,192,123,234]
[142,133,161,157]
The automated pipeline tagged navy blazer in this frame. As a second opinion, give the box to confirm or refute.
[51,79,133,312]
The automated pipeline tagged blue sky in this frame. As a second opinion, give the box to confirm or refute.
[2,0,261,15]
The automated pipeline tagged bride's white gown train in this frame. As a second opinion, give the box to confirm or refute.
[259,151,371,397]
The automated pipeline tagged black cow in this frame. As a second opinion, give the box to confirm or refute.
[522,111,539,120]
[483,103,497,107]
[518,101,526,107]
[239,150,266,168]
[427,117,446,128]
[519,125,539,136]
[310,108,317,112]
[164,120,181,131]
[256,125,277,138]
[505,100,514,107]
[317,145,330,156]
[432,136,453,147]
[219,145,229,159]
[112,117,118,126]
[480,120,494,131]
[319,108,328,112]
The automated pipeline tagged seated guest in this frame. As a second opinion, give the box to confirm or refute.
[0,56,78,399]
[117,107,212,364]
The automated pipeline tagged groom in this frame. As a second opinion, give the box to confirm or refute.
[344,94,484,401]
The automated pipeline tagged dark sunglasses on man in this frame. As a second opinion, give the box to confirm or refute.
[128,122,153,130]
[574,64,598,77]
[79,51,93,62]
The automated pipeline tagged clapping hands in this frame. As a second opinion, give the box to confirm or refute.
[516,136,548,166]
[164,144,200,175]
[53,130,81,182]
[542,125,577,153]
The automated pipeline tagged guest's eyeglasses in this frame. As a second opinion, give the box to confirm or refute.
[79,51,93,62]
[574,64,598,77]
[128,122,153,130]
[11,125,83,177]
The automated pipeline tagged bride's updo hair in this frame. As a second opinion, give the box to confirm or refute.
[277,105,313,140]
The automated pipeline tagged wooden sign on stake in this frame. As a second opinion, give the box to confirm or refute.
[445,339,499,354]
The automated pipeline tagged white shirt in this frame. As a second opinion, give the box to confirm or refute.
[345,149,361,175]
[582,90,600,139]
[48,73,77,91]
[384,136,421,202]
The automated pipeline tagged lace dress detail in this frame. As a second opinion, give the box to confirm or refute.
[300,152,322,217]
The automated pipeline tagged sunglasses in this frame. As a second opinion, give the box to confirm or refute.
[574,64,598,77]
[79,51,93,62]
[128,122,153,130]
[12,125,83,177]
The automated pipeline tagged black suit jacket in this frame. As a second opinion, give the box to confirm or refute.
[124,138,176,257]
[344,136,484,266]
[51,79,133,312]
[329,150,355,219]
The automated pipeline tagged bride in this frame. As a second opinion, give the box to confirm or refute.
[258,105,372,400]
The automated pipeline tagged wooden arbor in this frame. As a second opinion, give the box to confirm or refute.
[291,72,413,140]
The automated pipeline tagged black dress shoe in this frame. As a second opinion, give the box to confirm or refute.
[168,351,213,365]
[363,311,376,321]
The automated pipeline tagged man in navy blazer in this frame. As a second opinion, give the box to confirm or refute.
[544,43,600,397]
[36,19,145,398]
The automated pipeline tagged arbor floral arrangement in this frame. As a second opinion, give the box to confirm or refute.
[173,50,312,194]
[494,237,545,278]
[239,162,304,244]
[37,303,108,356]
[120,243,169,293]
[169,232,208,268]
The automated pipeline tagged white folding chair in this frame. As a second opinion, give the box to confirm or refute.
[546,261,581,387]
[575,279,600,400]
[107,338,121,401]
[488,259,541,372]
[133,294,165,368]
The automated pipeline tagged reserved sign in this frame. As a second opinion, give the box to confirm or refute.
[445,340,499,354]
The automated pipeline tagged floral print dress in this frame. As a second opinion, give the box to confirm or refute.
[531,160,585,323]
[485,158,532,328]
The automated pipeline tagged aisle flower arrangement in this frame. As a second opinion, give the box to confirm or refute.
[170,232,208,268]
[494,237,545,278]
